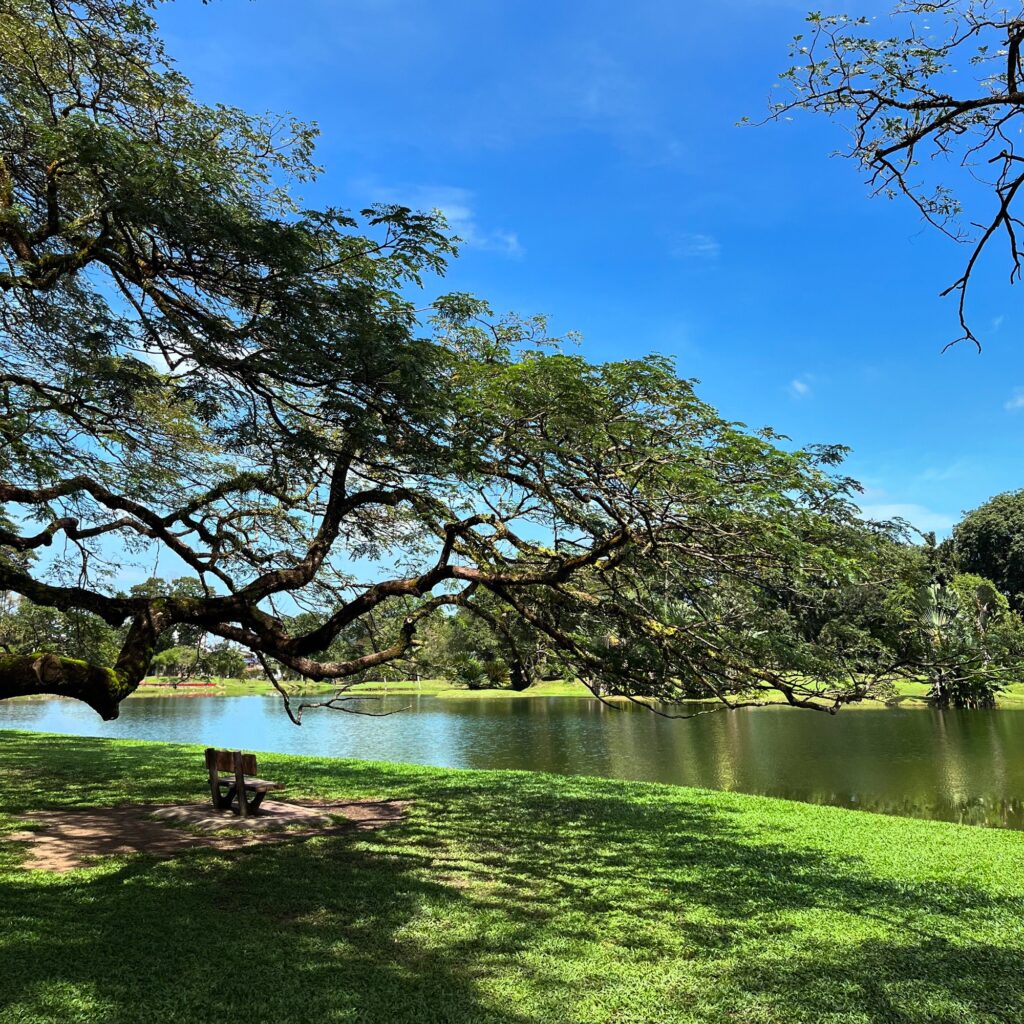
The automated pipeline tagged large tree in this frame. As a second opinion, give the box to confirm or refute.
[952,489,1024,609]
[768,2,1024,348]
[0,0,903,720]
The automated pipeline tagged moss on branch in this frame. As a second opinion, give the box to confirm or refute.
[0,653,134,720]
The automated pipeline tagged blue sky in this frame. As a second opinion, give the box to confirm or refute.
[155,0,1024,538]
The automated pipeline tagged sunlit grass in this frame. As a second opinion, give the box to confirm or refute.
[134,674,1024,709]
[1,731,1022,1023]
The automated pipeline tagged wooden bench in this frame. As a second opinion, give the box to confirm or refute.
[204,748,285,817]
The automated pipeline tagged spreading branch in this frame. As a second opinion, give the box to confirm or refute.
[764,2,1024,347]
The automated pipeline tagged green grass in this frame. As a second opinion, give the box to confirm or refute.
[132,675,339,696]
[886,679,1024,707]
[132,674,1024,708]
[132,676,453,697]
[130,676,609,701]
[1,732,1022,1023]
[132,677,591,699]
[433,679,608,699]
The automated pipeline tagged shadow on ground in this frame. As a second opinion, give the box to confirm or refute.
[1,731,1022,1023]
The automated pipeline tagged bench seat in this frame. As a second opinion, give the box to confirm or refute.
[214,776,286,793]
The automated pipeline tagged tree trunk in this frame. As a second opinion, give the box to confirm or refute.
[508,657,532,692]
[0,653,131,719]
[0,608,167,719]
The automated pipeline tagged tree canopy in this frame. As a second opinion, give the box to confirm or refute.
[952,489,1024,610]
[0,0,911,720]
[768,2,1024,348]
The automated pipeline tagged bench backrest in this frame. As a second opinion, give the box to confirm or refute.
[205,748,256,775]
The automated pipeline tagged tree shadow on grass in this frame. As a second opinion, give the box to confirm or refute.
[0,731,211,812]
[0,735,533,1023]
[729,936,1023,1024]
[347,771,1024,1022]
[0,834,534,1024]
[2,733,1023,1023]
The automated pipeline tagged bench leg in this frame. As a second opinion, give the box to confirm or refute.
[233,755,248,819]
[210,779,234,811]
[214,785,269,815]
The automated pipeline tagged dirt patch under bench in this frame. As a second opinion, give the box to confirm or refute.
[6,798,409,872]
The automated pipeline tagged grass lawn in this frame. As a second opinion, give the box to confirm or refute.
[132,675,341,697]
[1,732,1023,1023]
[130,677,592,699]
[131,674,1024,710]
[132,676,453,697]
[129,677,630,701]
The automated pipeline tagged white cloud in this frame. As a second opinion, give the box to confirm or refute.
[671,232,720,259]
[423,191,523,258]
[511,43,666,152]
[992,314,1006,332]
[788,375,812,398]
[360,182,523,258]
[136,348,196,378]
[1005,387,1024,411]
[858,502,956,535]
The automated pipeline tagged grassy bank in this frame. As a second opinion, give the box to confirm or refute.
[129,677,618,701]
[132,676,452,697]
[1,732,1022,1023]
[131,674,1024,708]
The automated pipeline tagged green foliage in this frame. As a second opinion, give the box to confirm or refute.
[912,574,1024,709]
[149,642,246,682]
[204,644,246,680]
[123,577,210,652]
[953,490,1024,611]
[413,610,518,690]
[147,645,199,680]
[0,595,121,667]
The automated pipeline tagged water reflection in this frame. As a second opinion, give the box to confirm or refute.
[2,695,1023,828]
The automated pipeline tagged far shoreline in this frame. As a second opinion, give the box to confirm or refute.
[122,676,1024,710]
[8,676,1024,710]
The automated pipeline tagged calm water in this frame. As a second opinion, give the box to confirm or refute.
[3,694,1024,829]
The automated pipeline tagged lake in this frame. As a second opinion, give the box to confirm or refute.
[3,693,1024,829]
